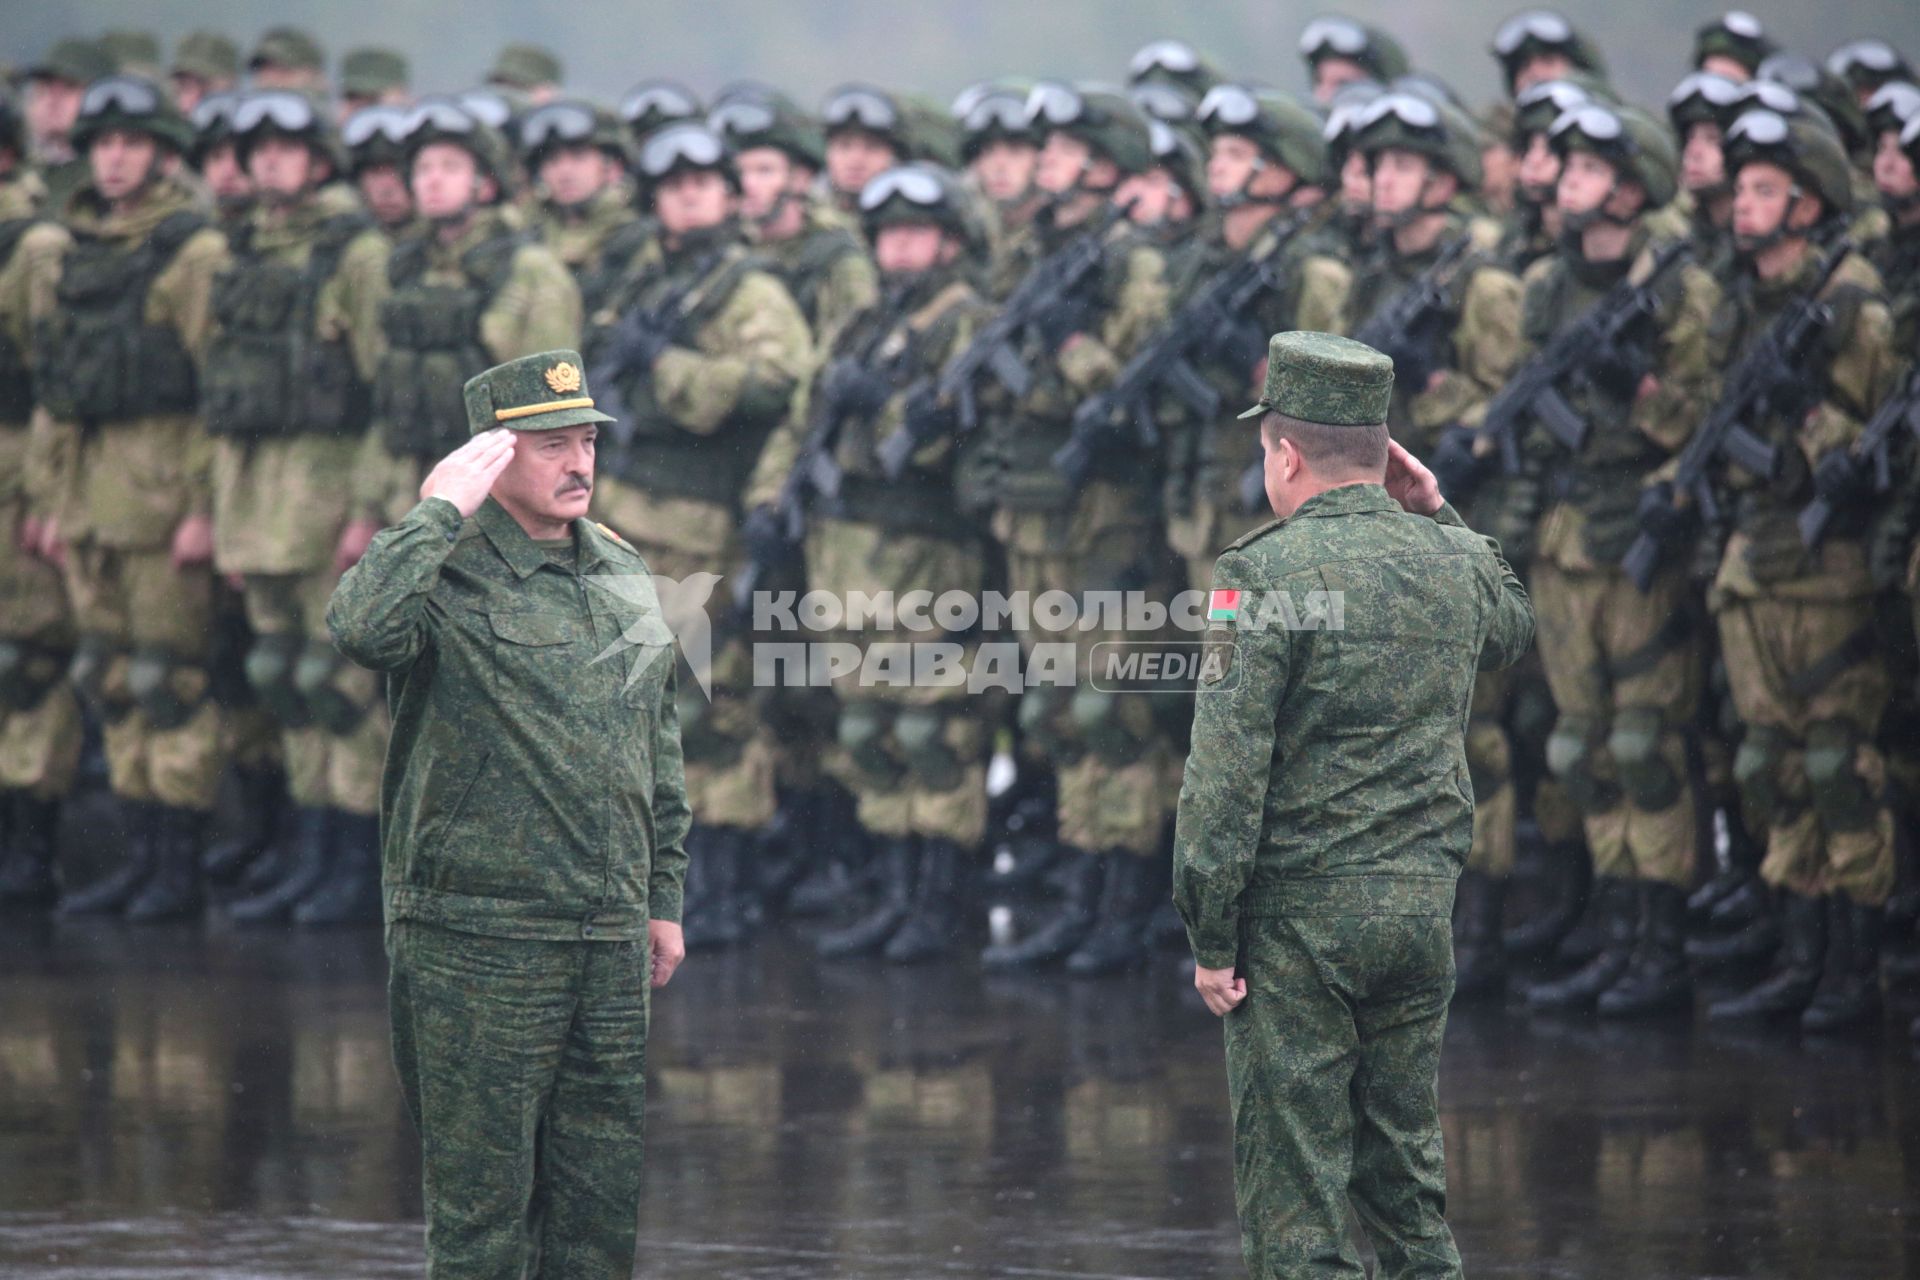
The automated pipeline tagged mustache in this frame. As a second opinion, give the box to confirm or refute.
[555,474,592,496]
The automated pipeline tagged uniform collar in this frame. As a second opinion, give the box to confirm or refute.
[477,497,570,579]
[1286,482,1398,521]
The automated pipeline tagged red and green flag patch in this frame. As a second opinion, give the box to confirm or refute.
[1208,589,1241,623]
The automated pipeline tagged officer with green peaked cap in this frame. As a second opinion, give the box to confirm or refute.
[328,341,688,1280]
[463,349,614,435]
[1237,330,1395,424]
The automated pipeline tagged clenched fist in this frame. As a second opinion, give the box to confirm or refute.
[420,429,516,518]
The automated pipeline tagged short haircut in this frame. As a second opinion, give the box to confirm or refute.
[1261,410,1389,474]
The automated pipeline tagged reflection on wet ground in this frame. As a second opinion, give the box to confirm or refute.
[1,920,1917,1278]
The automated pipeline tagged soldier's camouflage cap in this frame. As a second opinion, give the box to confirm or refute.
[1238,331,1394,425]
[490,42,563,90]
[30,38,113,86]
[173,32,240,83]
[341,48,409,98]
[250,27,325,74]
[465,350,615,435]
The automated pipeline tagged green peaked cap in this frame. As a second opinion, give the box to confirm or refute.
[1238,331,1395,425]
[464,350,615,435]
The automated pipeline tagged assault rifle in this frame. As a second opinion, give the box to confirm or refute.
[1620,239,1853,591]
[584,251,726,447]
[1796,365,1920,549]
[875,199,1129,468]
[1051,208,1315,489]
[1479,240,1692,477]
[1350,234,1474,395]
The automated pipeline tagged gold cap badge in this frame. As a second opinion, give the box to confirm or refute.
[544,361,583,394]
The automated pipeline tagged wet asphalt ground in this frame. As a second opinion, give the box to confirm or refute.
[1,910,1918,1279]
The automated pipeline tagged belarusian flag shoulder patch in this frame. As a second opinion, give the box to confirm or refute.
[1208,588,1241,622]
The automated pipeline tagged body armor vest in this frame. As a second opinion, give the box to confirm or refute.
[203,213,373,439]
[35,210,205,424]
[0,218,39,425]
[372,228,526,460]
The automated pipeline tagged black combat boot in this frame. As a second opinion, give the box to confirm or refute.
[124,807,208,922]
[1688,802,1762,922]
[0,793,61,907]
[1800,894,1884,1034]
[1686,883,1782,968]
[58,799,160,916]
[683,826,749,949]
[1065,853,1163,976]
[226,806,333,923]
[1526,877,1637,1010]
[1503,838,1592,960]
[293,812,383,925]
[981,846,1104,970]
[202,764,289,882]
[787,786,868,918]
[884,837,972,964]
[817,835,917,958]
[1707,876,1771,931]
[1452,870,1509,1002]
[1599,883,1692,1017]
[1707,890,1827,1021]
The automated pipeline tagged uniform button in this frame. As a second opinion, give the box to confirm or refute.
[582,923,596,939]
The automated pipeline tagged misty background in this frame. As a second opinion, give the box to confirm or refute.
[17,1,1920,116]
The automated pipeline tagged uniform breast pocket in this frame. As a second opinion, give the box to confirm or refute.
[487,610,586,707]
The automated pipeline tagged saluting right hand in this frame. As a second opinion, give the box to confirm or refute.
[419,429,515,518]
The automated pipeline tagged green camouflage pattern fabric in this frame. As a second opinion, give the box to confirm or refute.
[340,48,408,97]
[1173,486,1535,969]
[386,919,651,1278]
[1228,913,1460,1278]
[463,347,614,435]
[326,496,692,936]
[1238,330,1394,425]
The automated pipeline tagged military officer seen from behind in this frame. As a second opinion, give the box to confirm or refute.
[327,350,689,1279]
[1175,332,1534,1280]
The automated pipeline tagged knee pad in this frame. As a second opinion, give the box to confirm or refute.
[1805,719,1876,832]
[244,632,311,729]
[1546,715,1618,813]
[837,701,902,783]
[1070,686,1144,765]
[895,706,965,791]
[1732,724,1791,820]
[1609,707,1683,812]
[294,639,369,735]
[68,635,128,721]
[127,645,208,731]
[0,638,66,712]
[1016,684,1077,761]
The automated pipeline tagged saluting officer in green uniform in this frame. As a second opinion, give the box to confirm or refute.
[1177,331,1533,1280]
[329,350,688,1279]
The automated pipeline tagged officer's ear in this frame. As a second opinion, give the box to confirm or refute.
[1785,188,1823,231]
[476,173,500,205]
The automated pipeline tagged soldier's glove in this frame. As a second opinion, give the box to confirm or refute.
[1634,480,1692,548]
[1031,294,1095,354]
[1428,426,1494,503]
[1811,447,1875,508]
[818,358,892,419]
[609,307,677,374]
[740,503,787,564]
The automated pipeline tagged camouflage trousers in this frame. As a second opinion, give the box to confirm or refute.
[597,481,775,831]
[805,517,991,845]
[1227,910,1462,1279]
[62,543,223,811]
[996,489,1175,860]
[242,571,389,815]
[1532,562,1700,888]
[1714,591,1894,905]
[386,920,651,1280]
[0,512,81,797]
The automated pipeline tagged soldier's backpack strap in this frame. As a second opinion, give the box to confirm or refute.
[308,211,374,286]
[385,234,428,288]
[462,229,532,301]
